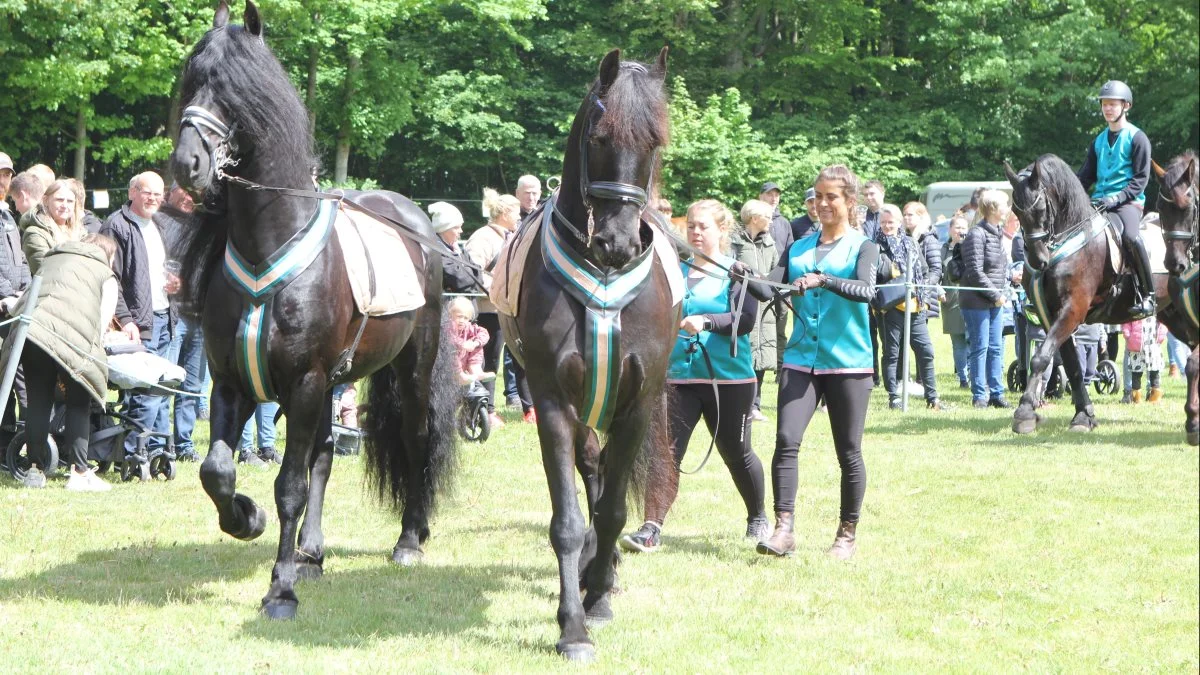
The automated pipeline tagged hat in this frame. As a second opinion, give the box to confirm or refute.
[428,201,464,233]
[804,187,816,201]
[760,181,782,194]
[0,153,13,174]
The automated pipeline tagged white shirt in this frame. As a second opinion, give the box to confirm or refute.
[131,212,169,312]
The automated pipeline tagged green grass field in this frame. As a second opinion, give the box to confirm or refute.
[1,330,1196,673]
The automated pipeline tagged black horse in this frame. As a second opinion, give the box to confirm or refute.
[1152,151,1199,445]
[169,1,458,619]
[499,48,674,661]
[1004,154,1195,437]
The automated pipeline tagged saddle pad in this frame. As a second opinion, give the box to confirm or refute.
[1104,220,1168,275]
[489,208,685,317]
[334,206,426,316]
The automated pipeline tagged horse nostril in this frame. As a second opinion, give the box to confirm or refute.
[191,155,201,173]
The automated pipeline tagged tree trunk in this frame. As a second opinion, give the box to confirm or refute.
[73,106,87,181]
[333,53,361,184]
[306,35,319,135]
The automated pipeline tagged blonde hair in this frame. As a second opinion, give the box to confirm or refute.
[815,164,861,213]
[902,201,931,235]
[739,199,774,228]
[977,189,1010,223]
[448,296,476,320]
[26,164,55,189]
[687,199,735,251]
[879,203,903,225]
[482,188,520,225]
[65,178,87,226]
[41,180,85,241]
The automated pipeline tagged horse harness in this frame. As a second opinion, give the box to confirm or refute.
[1159,182,1199,327]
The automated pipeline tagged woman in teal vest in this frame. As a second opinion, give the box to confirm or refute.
[757,165,880,561]
[620,199,766,553]
[1076,79,1154,318]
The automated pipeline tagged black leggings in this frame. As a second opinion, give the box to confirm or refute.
[772,369,872,522]
[23,344,90,471]
[475,313,504,413]
[644,382,765,526]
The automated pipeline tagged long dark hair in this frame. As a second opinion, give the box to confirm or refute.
[593,62,669,152]
[1031,153,1094,231]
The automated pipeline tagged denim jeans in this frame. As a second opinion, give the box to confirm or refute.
[240,402,280,451]
[125,310,172,455]
[950,333,970,384]
[963,306,1005,402]
[1167,333,1189,371]
[171,316,208,453]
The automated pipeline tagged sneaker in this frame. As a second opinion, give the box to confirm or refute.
[21,467,47,489]
[888,398,902,410]
[958,379,970,389]
[258,446,282,464]
[66,466,111,492]
[523,409,538,424]
[988,397,1011,409]
[972,399,989,409]
[488,412,505,429]
[745,515,769,542]
[176,448,200,462]
[238,449,268,468]
[619,522,661,553]
[505,395,521,409]
[749,409,769,423]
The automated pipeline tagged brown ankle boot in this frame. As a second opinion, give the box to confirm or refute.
[828,520,857,561]
[1147,387,1164,403]
[1131,389,1143,404]
[756,512,795,557]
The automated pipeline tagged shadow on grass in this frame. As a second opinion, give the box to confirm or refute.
[867,408,1191,448]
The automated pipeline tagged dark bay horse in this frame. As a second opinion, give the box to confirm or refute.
[1152,151,1199,445]
[1004,154,1196,439]
[168,1,458,619]
[499,48,674,661]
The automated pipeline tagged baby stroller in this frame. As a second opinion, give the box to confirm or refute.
[1007,307,1120,397]
[458,380,491,442]
[6,344,182,483]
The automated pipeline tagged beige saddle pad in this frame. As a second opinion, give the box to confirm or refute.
[490,206,685,317]
[1104,217,1168,275]
[335,206,426,316]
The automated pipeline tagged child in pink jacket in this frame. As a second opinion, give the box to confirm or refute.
[1121,316,1167,403]
[448,297,494,385]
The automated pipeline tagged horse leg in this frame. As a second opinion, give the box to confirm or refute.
[296,397,335,580]
[261,376,326,619]
[199,382,263,540]
[1059,337,1098,432]
[1014,306,1083,434]
[574,426,608,591]
[538,400,594,661]
[1186,346,1199,447]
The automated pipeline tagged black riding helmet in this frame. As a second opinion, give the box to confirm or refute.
[1097,80,1133,104]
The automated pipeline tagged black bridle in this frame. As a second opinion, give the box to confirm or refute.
[1160,183,1199,260]
[1012,178,1102,250]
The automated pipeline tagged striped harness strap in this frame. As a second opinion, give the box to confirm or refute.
[223,199,338,401]
[1049,212,1109,266]
[1176,264,1199,328]
[541,202,656,431]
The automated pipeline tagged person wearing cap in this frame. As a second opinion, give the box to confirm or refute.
[790,187,820,240]
[429,201,481,296]
[1076,80,1155,319]
[757,181,794,256]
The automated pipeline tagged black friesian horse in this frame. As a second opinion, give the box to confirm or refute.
[500,49,674,661]
[1152,151,1199,445]
[169,1,458,619]
[1004,154,1196,438]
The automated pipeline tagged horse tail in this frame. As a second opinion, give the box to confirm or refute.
[628,388,669,506]
[363,316,460,517]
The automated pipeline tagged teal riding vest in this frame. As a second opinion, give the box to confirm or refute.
[781,232,873,374]
[1092,123,1145,206]
[667,256,755,384]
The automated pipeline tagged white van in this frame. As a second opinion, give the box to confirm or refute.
[923,181,1013,241]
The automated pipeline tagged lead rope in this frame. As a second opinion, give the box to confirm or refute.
[678,335,720,476]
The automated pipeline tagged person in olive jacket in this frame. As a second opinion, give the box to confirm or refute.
[940,216,971,388]
[731,199,779,422]
[960,190,1012,408]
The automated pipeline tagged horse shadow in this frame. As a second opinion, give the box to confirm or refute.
[866,409,1187,449]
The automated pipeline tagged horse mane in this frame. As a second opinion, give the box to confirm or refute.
[593,62,670,152]
[1165,150,1199,189]
[175,22,317,314]
[1034,153,1093,230]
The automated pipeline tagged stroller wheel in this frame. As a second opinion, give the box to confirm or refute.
[6,431,59,481]
[1094,359,1120,395]
[1007,360,1027,393]
[149,454,177,481]
[458,397,490,442]
[121,457,151,482]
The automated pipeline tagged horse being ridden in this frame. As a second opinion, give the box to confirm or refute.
[1004,154,1193,437]
[1152,151,1199,445]
[169,1,458,619]
[500,48,675,661]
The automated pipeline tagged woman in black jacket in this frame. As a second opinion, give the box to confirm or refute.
[960,190,1012,408]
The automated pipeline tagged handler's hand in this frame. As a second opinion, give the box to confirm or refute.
[122,322,140,342]
[680,315,707,336]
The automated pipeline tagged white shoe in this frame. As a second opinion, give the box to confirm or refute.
[66,466,112,492]
[749,409,769,423]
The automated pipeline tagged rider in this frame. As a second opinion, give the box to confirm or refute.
[1076,80,1155,319]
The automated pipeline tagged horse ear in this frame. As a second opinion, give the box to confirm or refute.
[1151,159,1166,180]
[654,46,669,79]
[1003,161,1020,187]
[213,0,229,28]
[598,49,621,93]
[1027,161,1040,187]
[1188,157,1198,189]
[244,0,263,38]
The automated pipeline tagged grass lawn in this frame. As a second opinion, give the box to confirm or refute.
[1,327,1196,673]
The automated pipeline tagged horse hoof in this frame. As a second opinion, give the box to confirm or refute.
[391,546,423,567]
[295,561,324,580]
[557,642,596,663]
[1067,424,1092,433]
[261,599,298,620]
[1012,417,1037,435]
[1187,431,1199,447]
[230,494,267,541]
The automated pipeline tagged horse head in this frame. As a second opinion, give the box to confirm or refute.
[1153,152,1199,275]
[1005,159,1051,270]
[170,1,312,200]
[561,48,669,269]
